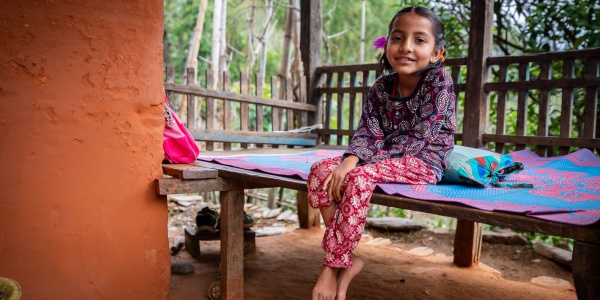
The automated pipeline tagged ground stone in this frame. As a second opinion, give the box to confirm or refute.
[407,246,434,257]
[533,242,572,267]
[366,217,427,231]
[531,276,574,291]
[482,230,528,245]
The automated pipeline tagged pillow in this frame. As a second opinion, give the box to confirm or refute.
[442,145,532,188]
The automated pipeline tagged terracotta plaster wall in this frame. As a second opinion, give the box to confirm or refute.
[0,1,169,299]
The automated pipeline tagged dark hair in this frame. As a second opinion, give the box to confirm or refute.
[379,6,447,75]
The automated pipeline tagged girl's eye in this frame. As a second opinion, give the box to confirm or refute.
[416,38,426,43]
[391,36,403,41]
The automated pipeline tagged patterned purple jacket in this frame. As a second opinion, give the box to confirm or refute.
[344,67,457,181]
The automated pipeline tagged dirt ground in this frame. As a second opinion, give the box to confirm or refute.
[167,202,576,300]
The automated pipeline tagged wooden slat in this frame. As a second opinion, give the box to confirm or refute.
[162,164,218,180]
[277,76,286,131]
[163,82,318,112]
[323,72,334,145]
[494,64,508,153]
[286,76,294,131]
[317,86,370,94]
[271,76,281,134]
[190,130,317,146]
[482,134,598,150]
[583,58,598,139]
[485,77,600,92]
[205,69,215,151]
[515,62,530,151]
[255,73,264,148]
[300,75,308,128]
[487,47,600,65]
[560,60,575,155]
[348,71,357,131]
[166,66,175,104]
[336,72,344,145]
[186,68,196,129]
[223,72,232,151]
[240,72,250,149]
[536,61,551,156]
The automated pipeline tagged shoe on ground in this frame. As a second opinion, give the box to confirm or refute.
[195,206,219,233]
[215,211,256,230]
[243,211,255,229]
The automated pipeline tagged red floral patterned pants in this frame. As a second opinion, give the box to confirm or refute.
[307,155,437,268]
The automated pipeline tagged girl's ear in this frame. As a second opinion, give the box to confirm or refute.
[430,46,444,63]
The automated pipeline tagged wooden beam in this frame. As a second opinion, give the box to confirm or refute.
[190,130,317,146]
[453,219,482,267]
[296,191,320,229]
[300,0,322,126]
[220,190,245,300]
[155,177,268,195]
[454,0,494,271]
[462,0,494,148]
[161,164,218,180]
[163,82,318,112]
[572,240,600,300]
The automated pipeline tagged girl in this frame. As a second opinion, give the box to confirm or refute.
[307,6,456,300]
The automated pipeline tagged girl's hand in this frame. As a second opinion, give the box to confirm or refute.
[323,156,359,203]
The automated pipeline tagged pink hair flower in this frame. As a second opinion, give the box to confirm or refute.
[373,36,387,50]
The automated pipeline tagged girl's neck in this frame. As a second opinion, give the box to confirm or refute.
[395,73,421,98]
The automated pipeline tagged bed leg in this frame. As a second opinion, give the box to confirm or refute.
[296,191,320,229]
[573,240,600,300]
[220,190,245,300]
[453,219,482,267]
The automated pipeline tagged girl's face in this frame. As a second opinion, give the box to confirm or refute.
[384,13,444,76]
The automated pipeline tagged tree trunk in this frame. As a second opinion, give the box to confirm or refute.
[244,0,257,75]
[279,0,294,78]
[290,0,302,99]
[258,0,276,84]
[219,0,228,74]
[177,0,209,122]
[359,0,366,64]
[211,0,223,89]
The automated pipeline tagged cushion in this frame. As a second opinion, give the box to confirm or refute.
[442,145,531,188]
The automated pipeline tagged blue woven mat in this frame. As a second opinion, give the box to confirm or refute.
[199,149,600,225]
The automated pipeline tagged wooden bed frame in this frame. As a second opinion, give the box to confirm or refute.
[158,1,599,299]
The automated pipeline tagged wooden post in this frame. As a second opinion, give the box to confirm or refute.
[572,240,600,300]
[300,0,322,127]
[453,0,493,268]
[296,191,320,229]
[453,219,482,267]
[462,0,493,148]
[220,190,245,300]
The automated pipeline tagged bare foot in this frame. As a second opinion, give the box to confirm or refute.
[312,265,339,300]
[335,255,364,300]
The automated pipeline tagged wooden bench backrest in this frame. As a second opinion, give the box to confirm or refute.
[314,48,600,157]
[164,66,317,151]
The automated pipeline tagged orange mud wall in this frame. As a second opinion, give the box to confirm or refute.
[0,1,170,299]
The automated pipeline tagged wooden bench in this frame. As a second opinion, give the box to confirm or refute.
[158,2,599,298]
[157,146,599,300]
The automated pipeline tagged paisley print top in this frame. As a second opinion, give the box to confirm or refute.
[344,67,457,181]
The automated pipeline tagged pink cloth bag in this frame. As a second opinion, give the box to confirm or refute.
[163,96,200,163]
